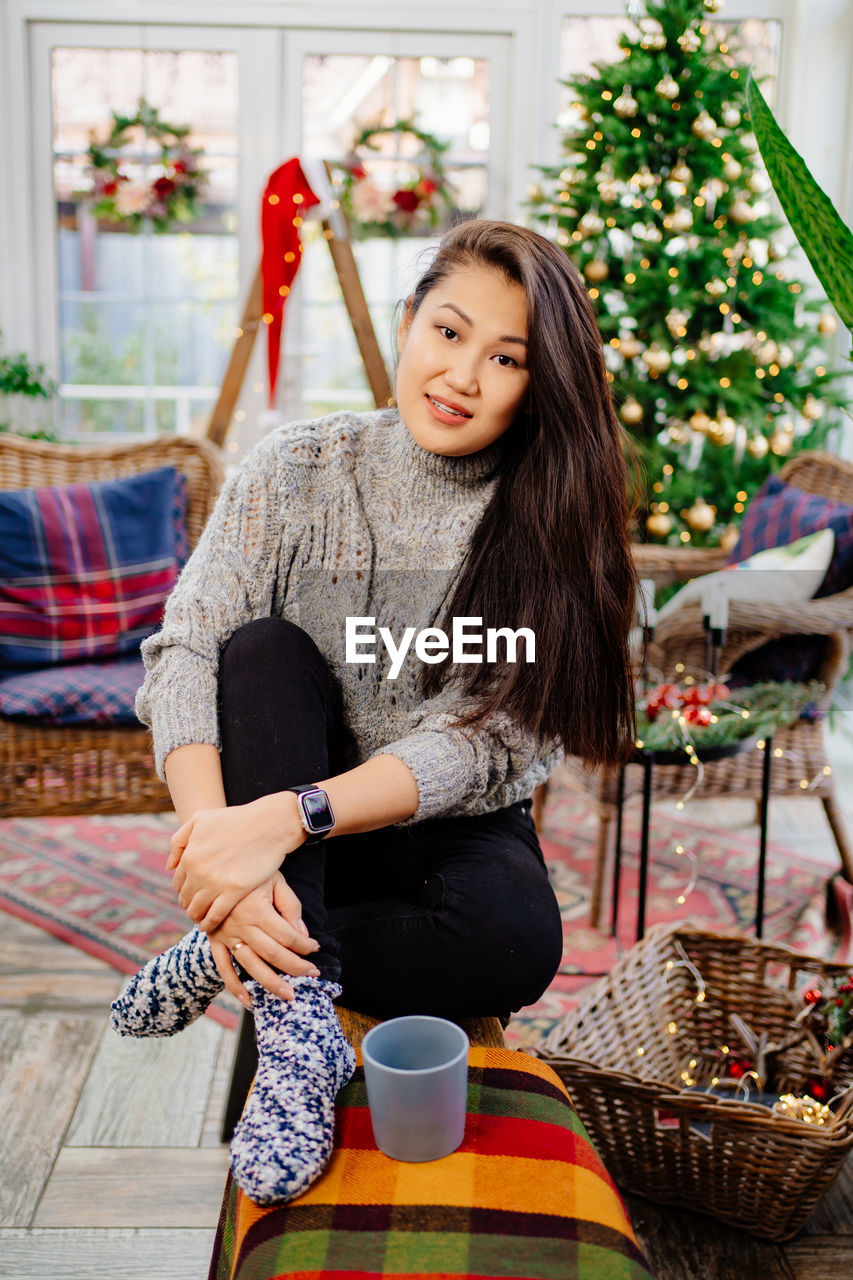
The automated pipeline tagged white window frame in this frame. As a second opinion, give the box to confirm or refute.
[25,21,278,428]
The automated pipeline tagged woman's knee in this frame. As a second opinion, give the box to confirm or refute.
[220,616,325,680]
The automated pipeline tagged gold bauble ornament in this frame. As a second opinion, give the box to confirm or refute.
[668,423,688,444]
[656,74,680,101]
[599,180,621,203]
[708,415,736,446]
[684,497,717,532]
[705,278,728,297]
[719,523,740,554]
[632,167,657,190]
[670,161,692,184]
[678,30,702,53]
[722,105,741,128]
[722,158,742,181]
[770,429,794,456]
[526,183,544,202]
[803,394,824,420]
[640,22,667,51]
[704,0,724,10]
[642,345,672,373]
[757,339,779,364]
[579,211,605,235]
[619,396,644,424]
[614,89,639,119]
[746,433,770,459]
[646,510,674,538]
[666,206,694,233]
[584,257,609,282]
[689,410,712,434]
[666,308,690,335]
[619,335,644,358]
[818,309,838,335]
[692,111,718,139]
[729,199,755,224]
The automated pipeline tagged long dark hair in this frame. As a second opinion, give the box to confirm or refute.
[410,219,638,766]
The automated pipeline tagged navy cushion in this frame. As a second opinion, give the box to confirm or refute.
[0,657,144,725]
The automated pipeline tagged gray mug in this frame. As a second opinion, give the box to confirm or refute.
[361,1015,470,1162]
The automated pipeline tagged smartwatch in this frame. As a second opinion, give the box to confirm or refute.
[285,784,336,845]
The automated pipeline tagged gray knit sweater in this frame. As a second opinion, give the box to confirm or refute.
[136,408,561,822]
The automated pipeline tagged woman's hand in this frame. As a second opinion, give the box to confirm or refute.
[207,873,322,1006]
[168,791,304,932]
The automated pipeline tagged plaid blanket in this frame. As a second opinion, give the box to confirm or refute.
[209,1047,652,1280]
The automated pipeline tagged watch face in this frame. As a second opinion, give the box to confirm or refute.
[300,788,334,833]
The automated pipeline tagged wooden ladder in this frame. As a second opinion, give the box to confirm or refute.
[207,170,392,448]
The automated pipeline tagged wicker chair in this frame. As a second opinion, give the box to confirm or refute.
[551,450,853,929]
[0,433,224,818]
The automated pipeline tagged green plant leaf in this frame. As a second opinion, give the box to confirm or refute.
[746,72,853,343]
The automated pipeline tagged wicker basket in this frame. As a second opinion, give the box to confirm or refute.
[534,924,853,1240]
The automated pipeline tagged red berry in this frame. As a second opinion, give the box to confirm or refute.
[683,705,712,726]
[803,989,822,1005]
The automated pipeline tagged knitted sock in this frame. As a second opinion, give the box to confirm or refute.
[230,976,356,1205]
[110,927,224,1038]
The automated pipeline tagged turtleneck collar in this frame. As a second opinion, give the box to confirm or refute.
[377,407,504,489]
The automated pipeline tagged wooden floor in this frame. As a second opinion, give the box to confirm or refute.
[2,714,853,1279]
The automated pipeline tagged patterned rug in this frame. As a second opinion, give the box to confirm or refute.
[0,772,845,1044]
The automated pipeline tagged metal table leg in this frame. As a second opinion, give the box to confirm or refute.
[755,734,773,939]
[611,764,627,938]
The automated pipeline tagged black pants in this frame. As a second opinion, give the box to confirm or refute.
[219,617,563,1019]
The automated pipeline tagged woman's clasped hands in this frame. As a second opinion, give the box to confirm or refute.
[167,792,319,1004]
[167,791,304,929]
[205,874,322,1007]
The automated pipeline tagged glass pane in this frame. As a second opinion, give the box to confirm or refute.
[59,395,146,435]
[297,50,491,417]
[51,45,239,439]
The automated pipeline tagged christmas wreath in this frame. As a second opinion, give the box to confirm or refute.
[336,119,455,238]
[86,99,206,232]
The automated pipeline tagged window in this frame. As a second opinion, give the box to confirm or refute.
[290,44,497,421]
[50,45,238,438]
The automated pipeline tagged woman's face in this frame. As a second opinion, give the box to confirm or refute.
[395,264,530,456]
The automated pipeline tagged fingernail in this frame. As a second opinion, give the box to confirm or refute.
[280,985,295,1000]
[241,995,252,1008]
[309,940,321,952]
[297,919,309,936]
[307,966,321,978]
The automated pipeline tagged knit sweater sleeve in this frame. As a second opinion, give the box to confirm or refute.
[135,431,291,779]
[372,689,562,822]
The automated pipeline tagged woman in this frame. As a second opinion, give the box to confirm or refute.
[113,219,637,1204]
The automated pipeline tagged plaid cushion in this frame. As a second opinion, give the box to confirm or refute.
[729,473,853,597]
[726,474,853,691]
[0,467,185,669]
[0,656,144,725]
[210,1046,653,1280]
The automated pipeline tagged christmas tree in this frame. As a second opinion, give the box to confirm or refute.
[530,0,847,547]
